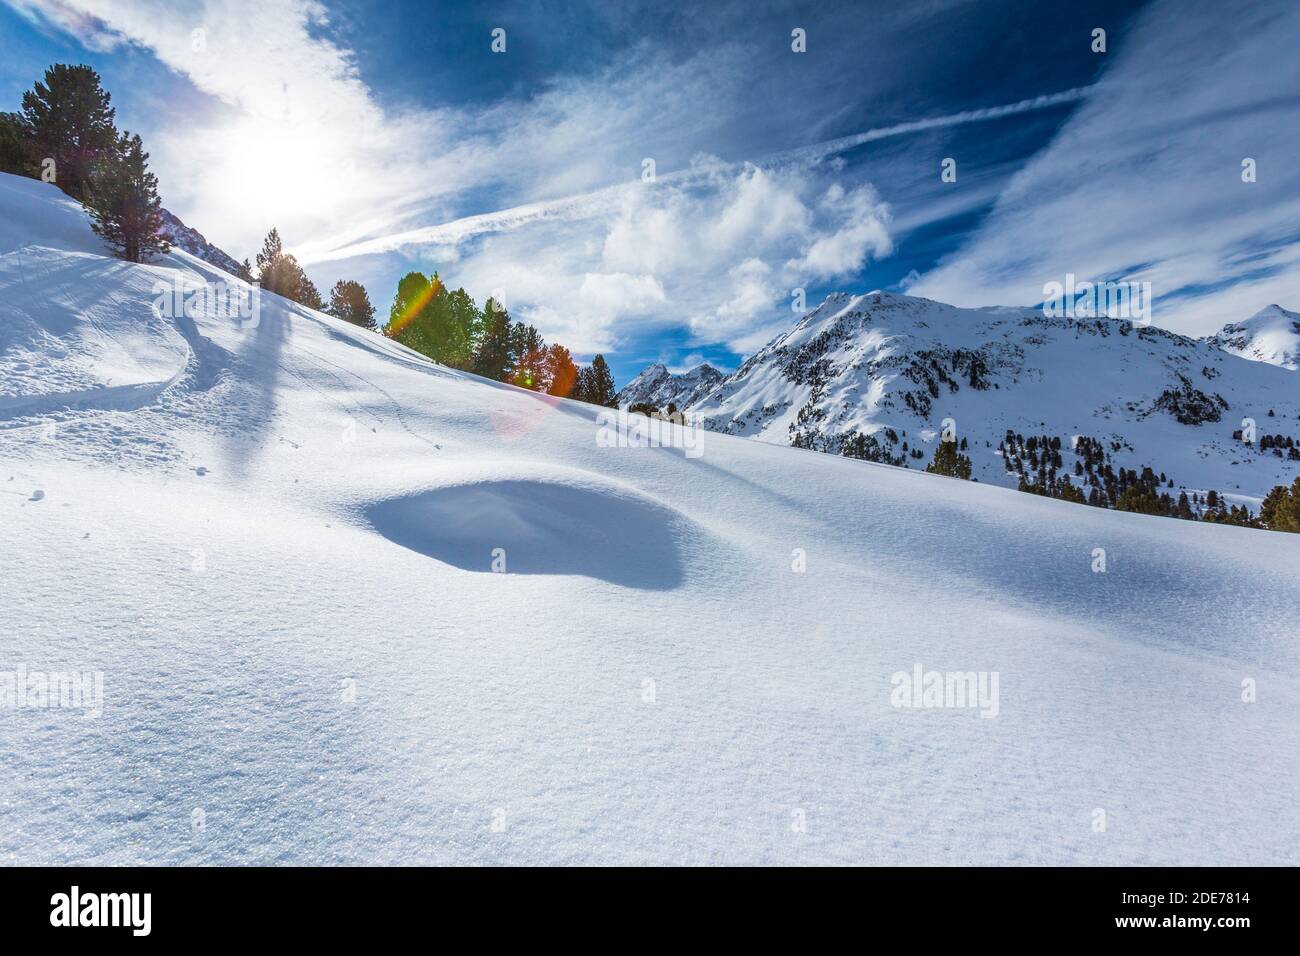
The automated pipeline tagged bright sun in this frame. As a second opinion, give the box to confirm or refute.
[210,117,341,226]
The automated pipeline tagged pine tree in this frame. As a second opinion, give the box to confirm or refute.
[926,440,972,479]
[585,354,618,407]
[543,343,579,397]
[1057,476,1086,504]
[254,227,318,307]
[471,298,513,381]
[383,272,480,367]
[1282,480,1300,532]
[255,227,283,277]
[385,271,436,355]
[21,64,119,201]
[0,112,30,176]
[297,275,324,311]
[88,132,169,263]
[1260,479,1300,533]
[840,431,892,464]
[509,323,546,389]
[328,280,376,330]
[441,286,481,369]
[1115,484,1164,516]
[570,365,591,403]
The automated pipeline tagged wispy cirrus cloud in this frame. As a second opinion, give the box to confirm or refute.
[912,0,1300,334]
[307,87,1094,267]
[5,0,124,50]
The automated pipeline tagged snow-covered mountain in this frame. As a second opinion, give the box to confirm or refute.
[160,207,243,276]
[689,291,1299,503]
[617,361,722,410]
[1208,304,1300,371]
[3,173,1300,866]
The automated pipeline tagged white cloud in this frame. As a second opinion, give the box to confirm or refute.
[666,352,711,375]
[444,161,894,355]
[787,184,892,278]
[715,258,777,325]
[5,0,125,50]
[578,272,667,315]
[706,164,813,250]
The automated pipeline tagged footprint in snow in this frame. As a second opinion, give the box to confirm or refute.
[29,490,44,502]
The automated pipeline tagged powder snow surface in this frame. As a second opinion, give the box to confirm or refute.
[1,174,1297,865]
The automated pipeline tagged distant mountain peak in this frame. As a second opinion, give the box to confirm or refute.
[1209,303,1300,370]
[618,361,724,409]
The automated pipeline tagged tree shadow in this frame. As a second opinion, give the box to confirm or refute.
[219,300,289,480]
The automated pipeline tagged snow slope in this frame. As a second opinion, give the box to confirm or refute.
[2,173,1299,865]
[1209,304,1300,371]
[690,292,1300,503]
[617,361,723,410]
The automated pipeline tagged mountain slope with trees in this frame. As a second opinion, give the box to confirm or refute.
[684,291,1300,527]
[382,272,617,403]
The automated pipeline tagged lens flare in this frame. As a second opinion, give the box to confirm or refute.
[387,275,442,338]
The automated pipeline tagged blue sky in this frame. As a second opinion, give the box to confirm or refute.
[3,0,1298,388]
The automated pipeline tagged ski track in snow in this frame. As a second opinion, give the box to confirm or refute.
[1,174,1298,865]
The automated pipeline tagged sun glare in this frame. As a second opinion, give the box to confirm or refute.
[210,117,341,225]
